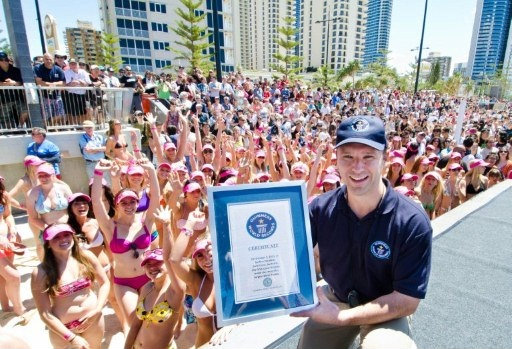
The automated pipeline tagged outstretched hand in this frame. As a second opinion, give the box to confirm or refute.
[154,206,171,224]
[95,159,112,172]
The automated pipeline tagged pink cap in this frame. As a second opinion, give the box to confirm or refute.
[120,165,128,175]
[424,171,442,182]
[324,166,337,175]
[156,163,171,172]
[468,128,478,135]
[24,155,45,167]
[395,186,415,197]
[256,172,271,181]
[219,168,238,179]
[469,159,489,169]
[426,144,435,151]
[164,142,176,151]
[115,190,139,205]
[203,144,214,152]
[450,152,462,159]
[43,224,74,241]
[36,163,55,175]
[127,165,144,176]
[401,173,419,182]
[140,248,164,267]
[68,192,91,204]
[236,146,246,153]
[192,239,210,258]
[219,177,237,186]
[201,164,214,172]
[322,174,341,185]
[391,157,405,167]
[448,163,462,171]
[225,152,232,161]
[191,171,205,180]
[291,162,308,174]
[428,154,439,161]
[421,158,433,166]
[171,162,188,173]
[183,182,202,193]
[392,136,401,142]
[256,150,266,158]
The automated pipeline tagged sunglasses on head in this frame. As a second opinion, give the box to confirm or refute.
[143,249,163,258]
[55,55,66,59]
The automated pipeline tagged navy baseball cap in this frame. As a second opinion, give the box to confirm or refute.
[335,116,387,151]
[0,52,7,60]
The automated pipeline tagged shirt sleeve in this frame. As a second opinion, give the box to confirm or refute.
[392,216,432,299]
[308,199,318,247]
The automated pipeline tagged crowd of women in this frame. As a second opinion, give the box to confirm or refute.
[0,69,511,348]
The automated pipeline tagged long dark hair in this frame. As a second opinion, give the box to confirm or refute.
[41,225,96,296]
[67,197,94,244]
[89,184,115,218]
[0,179,5,206]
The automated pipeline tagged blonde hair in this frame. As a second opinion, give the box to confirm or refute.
[419,175,444,201]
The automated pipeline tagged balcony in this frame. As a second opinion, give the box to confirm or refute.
[115,8,147,19]
[118,28,149,38]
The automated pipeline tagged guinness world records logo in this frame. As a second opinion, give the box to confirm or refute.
[246,212,277,239]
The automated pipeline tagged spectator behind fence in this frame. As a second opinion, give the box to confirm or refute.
[0,51,29,128]
[34,53,66,123]
[27,127,62,178]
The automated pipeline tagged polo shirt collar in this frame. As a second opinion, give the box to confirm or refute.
[338,178,397,216]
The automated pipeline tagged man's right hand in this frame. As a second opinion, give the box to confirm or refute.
[290,286,342,326]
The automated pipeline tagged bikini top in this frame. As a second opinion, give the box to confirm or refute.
[136,296,174,325]
[176,219,207,231]
[422,202,435,212]
[54,277,91,298]
[136,190,150,212]
[466,182,485,195]
[192,275,215,319]
[35,189,68,215]
[109,221,151,254]
[80,230,104,250]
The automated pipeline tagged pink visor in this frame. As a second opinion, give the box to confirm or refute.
[450,152,462,159]
[219,169,238,179]
[115,190,139,205]
[401,173,419,182]
[202,164,214,172]
[127,165,144,176]
[172,163,188,173]
[164,142,176,151]
[426,145,435,151]
[448,163,463,171]
[395,186,415,197]
[183,182,202,193]
[390,150,404,158]
[322,174,340,185]
[424,171,442,181]
[421,158,433,165]
[158,163,172,170]
[68,193,91,203]
[43,224,75,241]
[291,163,308,173]
[256,150,266,158]
[256,172,270,181]
[192,239,210,258]
[140,248,164,267]
[469,159,489,169]
[203,144,214,152]
[191,171,205,180]
[391,158,405,167]
[24,155,45,167]
[36,163,55,175]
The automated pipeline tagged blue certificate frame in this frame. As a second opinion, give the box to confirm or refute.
[208,181,318,326]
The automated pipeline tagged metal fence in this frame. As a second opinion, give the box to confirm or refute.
[0,86,134,134]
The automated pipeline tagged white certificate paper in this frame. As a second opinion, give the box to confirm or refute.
[228,199,300,304]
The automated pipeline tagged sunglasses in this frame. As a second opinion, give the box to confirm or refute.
[55,55,66,59]
[499,151,508,154]
[203,149,213,154]
[130,243,140,258]
[143,249,163,258]
[449,168,461,172]
[202,169,213,174]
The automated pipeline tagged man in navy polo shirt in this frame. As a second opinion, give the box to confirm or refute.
[294,115,432,349]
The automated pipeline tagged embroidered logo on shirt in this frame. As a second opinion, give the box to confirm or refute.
[246,212,277,239]
[351,118,370,132]
[370,241,391,259]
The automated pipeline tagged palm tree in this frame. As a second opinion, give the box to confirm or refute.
[337,60,361,85]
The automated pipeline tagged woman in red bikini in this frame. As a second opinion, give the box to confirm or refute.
[31,223,109,349]
[91,158,160,335]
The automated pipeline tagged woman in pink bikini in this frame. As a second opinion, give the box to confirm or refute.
[31,223,109,349]
[91,158,160,335]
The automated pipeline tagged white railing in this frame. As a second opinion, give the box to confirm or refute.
[0,86,134,134]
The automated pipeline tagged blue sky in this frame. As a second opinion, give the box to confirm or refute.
[1,0,477,75]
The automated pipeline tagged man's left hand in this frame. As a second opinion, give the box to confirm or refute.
[290,286,341,326]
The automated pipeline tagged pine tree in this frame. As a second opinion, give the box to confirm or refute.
[313,65,335,88]
[99,32,123,69]
[271,15,302,80]
[172,0,214,73]
[0,28,11,56]
[428,61,441,87]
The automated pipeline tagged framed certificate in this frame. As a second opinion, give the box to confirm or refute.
[207,181,318,327]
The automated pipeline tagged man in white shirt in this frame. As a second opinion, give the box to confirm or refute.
[64,58,90,122]
[208,77,221,102]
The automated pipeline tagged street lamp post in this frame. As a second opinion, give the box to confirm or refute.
[315,7,341,69]
[414,0,429,94]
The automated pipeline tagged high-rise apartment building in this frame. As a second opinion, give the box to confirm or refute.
[98,0,239,73]
[467,0,512,81]
[64,20,102,64]
[301,0,368,72]
[503,20,512,84]
[453,63,468,77]
[423,52,452,79]
[363,0,392,67]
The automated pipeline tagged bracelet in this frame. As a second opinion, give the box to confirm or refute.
[277,146,285,151]
[150,127,157,131]
[180,227,193,237]
[93,169,103,177]
[133,149,140,152]
[63,332,75,342]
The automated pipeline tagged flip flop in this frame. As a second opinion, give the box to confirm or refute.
[13,309,37,326]
[10,242,27,256]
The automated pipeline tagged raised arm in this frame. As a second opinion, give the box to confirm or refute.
[146,113,165,164]
[307,143,326,197]
[175,112,189,162]
[138,158,160,229]
[91,160,115,237]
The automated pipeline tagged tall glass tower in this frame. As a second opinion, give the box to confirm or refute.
[363,0,393,67]
[468,0,512,81]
